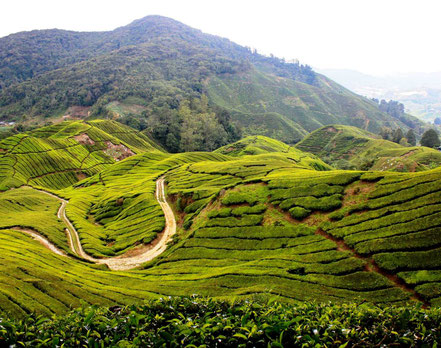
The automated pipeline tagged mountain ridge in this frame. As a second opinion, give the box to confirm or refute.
[0,15,426,150]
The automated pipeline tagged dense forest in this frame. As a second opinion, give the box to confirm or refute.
[0,16,426,151]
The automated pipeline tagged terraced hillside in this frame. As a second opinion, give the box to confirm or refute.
[214,135,331,170]
[0,120,163,190]
[296,124,441,171]
[0,123,441,320]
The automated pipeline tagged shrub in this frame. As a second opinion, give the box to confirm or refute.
[207,208,232,218]
[2,298,441,347]
[280,194,343,212]
[231,204,267,216]
[205,215,263,227]
[184,198,210,214]
[221,191,259,206]
[289,206,311,220]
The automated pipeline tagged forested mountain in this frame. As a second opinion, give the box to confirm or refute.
[0,16,425,151]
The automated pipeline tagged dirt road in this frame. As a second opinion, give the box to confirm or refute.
[13,177,176,270]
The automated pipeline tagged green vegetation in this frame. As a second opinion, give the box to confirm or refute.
[1,15,440,344]
[215,135,294,156]
[0,119,163,191]
[206,69,424,144]
[0,16,424,151]
[0,119,441,348]
[296,124,441,171]
[2,298,441,347]
[421,128,441,148]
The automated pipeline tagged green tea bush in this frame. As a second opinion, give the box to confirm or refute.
[2,297,441,347]
[184,198,210,214]
[221,191,259,206]
[289,206,311,220]
[280,194,343,212]
[205,214,263,227]
[207,207,232,218]
[231,204,267,216]
[270,184,344,201]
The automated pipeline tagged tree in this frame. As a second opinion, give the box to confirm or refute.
[420,129,441,148]
[392,128,404,144]
[379,127,392,141]
[406,129,416,146]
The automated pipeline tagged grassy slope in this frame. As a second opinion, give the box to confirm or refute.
[0,120,163,190]
[213,135,331,170]
[296,124,441,171]
[205,70,420,143]
[0,135,441,317]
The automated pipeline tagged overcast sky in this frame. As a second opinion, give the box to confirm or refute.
[1,0,441,76]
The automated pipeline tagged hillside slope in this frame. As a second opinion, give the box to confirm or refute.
[0,16,425,148]
[296,125,441,171]
[0,123,441,318]
[0,120,163,190]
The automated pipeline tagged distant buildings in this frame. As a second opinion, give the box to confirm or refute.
[0,121,15,126]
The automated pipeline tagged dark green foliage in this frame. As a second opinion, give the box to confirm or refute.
[407,129,416,146]
[205,214,263,227]
[231,204,267,216]
[0,16,424,149]
[143,96,241,152]
[375,99,420,130]
[392,128,404,143]
[2,298,441,347]
[421,129,440,148]
[207,207,232,218]
[221,191,259,206]
[289,206,311,220]
[280,194,343,212]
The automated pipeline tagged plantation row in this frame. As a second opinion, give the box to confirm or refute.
[0,187,68,251]
[317,169,441,305]
[62,151,233,257]
[143,163,413,305]
[0,120,164,191]
[1,129,441,318]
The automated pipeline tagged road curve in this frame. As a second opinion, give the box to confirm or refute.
[18,177,176,270]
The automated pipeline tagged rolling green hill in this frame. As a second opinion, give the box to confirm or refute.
[0,119,163,190]
[0,121,441,323]
[296,124,441,171]
[214,135,331,170]
[0,16,425,150]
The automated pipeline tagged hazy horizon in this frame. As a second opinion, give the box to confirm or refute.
[2,0,441,76]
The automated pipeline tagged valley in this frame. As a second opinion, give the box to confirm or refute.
[1,13,441,347]
[0,121,440,321]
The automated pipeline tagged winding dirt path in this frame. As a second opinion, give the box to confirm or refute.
[10,227,67,257]
[14,177,176,270]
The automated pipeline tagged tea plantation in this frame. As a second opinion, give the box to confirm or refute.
[296,124,441,171]
[0,121,441,345]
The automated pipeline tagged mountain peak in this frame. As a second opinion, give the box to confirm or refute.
[119,15,197,34]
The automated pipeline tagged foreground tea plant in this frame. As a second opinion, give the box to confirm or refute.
[1,297,440,347]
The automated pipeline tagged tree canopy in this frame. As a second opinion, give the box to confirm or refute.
[420,129,440,148]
